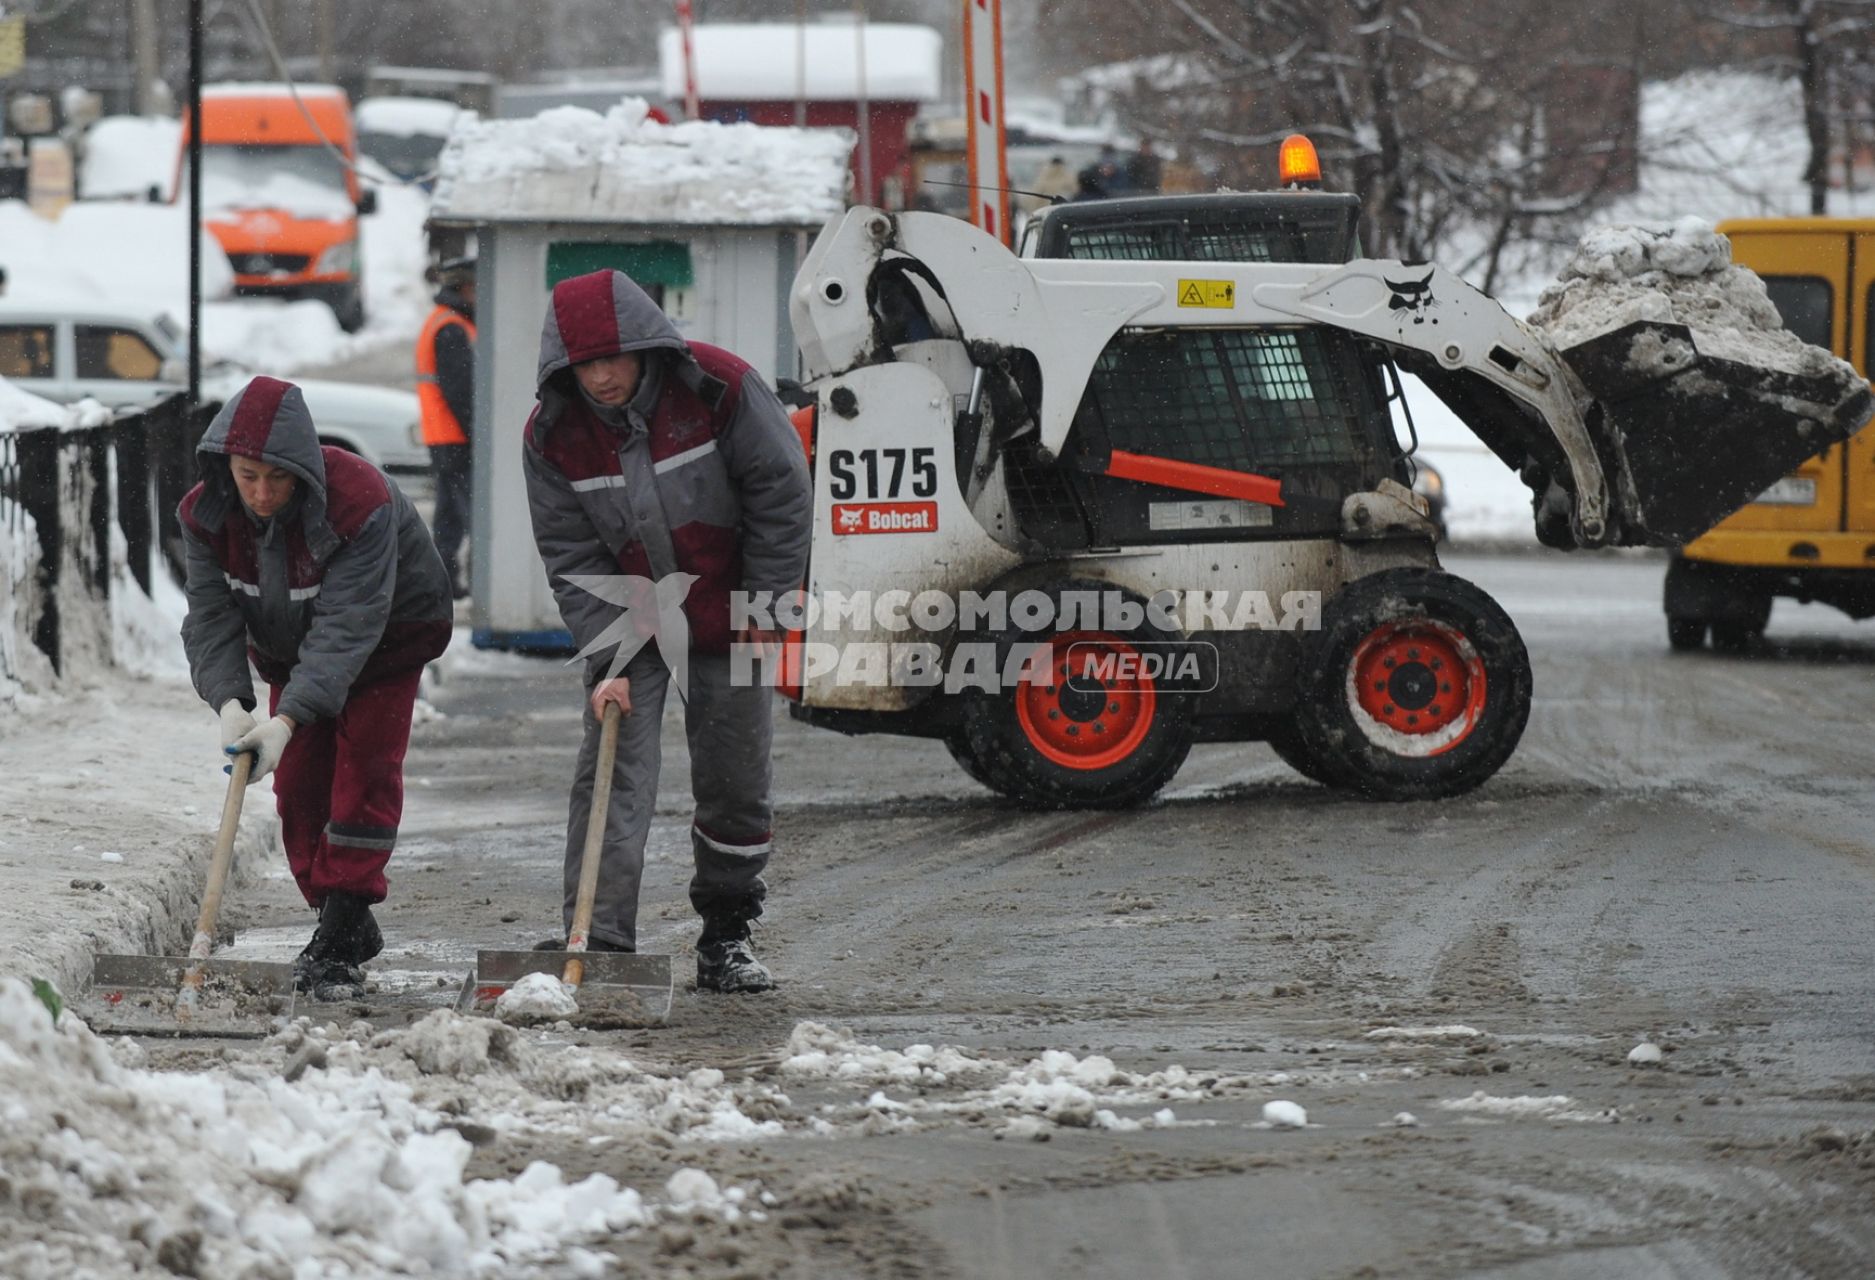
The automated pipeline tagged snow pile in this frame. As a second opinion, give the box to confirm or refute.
[1260,1100,1308,1128]
[0,502,55,706]
[780,1019,998,1085]
[0,992,780,1279]
[0,199,235,313]
[79,116,182,201]
[0,372,76,432]
[1628,1042,1664,1065]
[494,972,580,1024]
[357,96,464,139]
[431,98,852,227]
[1364,1024,1484,1041]
[1437,1091,1618,1123]
[1528,218,1854,383]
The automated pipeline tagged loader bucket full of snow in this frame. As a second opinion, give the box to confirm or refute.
[1559,320,1874,547]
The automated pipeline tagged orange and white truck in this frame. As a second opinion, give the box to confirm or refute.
[178,83,375,331]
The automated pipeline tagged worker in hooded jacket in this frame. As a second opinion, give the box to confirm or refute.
[178,376,454,999]
[522,269,811,993]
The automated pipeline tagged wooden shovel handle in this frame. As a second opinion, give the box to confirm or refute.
[183,751,252,991]
[564,701,621,989]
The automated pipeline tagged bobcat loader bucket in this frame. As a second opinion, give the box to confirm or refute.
[1557,320,1875,547]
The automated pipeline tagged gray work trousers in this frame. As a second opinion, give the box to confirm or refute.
[564,645,774,949]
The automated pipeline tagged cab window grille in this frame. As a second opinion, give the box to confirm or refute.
[1084,328,1370,470]
[1059,213,1345,264]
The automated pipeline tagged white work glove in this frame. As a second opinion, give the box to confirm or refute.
[218,699,256,752]
[226,715,295,783]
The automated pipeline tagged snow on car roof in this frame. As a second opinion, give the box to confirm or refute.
[657,23,942,103]
[356,96,464,138]
[429,98,851,228]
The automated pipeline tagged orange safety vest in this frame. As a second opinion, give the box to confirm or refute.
[415,304,477,447]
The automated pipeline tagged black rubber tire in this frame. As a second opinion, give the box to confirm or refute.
[1292,568,1532,801]
[330,283,366,333]
[944,730,997,790]
[1709,620,1757,653]
[1666,618,1707,651]
[960,582,1195,809]
[1264,718,1336,786]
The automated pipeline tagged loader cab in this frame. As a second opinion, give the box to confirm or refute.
[1006,189,1410,552]
[1664,218,1875,647]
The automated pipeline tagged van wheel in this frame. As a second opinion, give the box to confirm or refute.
[331,284,366,333]
[961,586,1194,809]
[1667,618,1707,651]
[1293,568,1531,801]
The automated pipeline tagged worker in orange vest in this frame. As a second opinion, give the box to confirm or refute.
[415,255,477,598]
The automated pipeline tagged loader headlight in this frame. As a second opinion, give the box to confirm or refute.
[1413,461,1444,500]
[315,242,356,275]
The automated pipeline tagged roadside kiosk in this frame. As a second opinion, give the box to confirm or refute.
[427,99,851,651]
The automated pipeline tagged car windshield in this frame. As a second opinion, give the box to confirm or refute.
[184,144,353,219]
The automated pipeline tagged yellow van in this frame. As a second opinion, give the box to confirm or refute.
[1664,218,1875,649]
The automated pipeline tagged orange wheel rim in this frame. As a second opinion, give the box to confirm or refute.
[1346,619,1487,758]
[1014,631,1157,771]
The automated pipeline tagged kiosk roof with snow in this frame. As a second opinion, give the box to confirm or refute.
[446,100,852,653]
[429,99,852,229]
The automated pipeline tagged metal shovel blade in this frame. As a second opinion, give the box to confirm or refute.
[80,954,297,1038]
[456,950,673,1028]
[1561,320,1875,546]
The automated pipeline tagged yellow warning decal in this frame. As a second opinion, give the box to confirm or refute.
[1177,278,1236,308]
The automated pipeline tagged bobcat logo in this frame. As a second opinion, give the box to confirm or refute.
[1387,271,1436,325]
[837,508,866,532]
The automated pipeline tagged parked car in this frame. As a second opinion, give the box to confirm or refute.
[0,299,426,472]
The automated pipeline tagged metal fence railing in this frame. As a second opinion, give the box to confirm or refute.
[0,395,218,681]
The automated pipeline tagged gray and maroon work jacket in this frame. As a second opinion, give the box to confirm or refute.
[522,269,811,668]
[178,376,453,723]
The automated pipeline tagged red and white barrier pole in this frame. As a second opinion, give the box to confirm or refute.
[676,0,701,121]
[962,0,1009,246]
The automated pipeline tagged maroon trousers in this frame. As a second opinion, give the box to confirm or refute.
[267,668,422,907]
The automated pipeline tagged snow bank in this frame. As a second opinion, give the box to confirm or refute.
[0,373,74,432]
[0,998,778,1279]
[431,98,851,227]
[357,96,464,139]
[79,116,182,201]
[1528,217,1857,384]
[0,199,235,314]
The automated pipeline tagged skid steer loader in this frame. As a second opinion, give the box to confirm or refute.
[773,192,1872,807]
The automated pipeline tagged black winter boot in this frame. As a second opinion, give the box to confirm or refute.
[696,918,774,994]
[296,893,383,998]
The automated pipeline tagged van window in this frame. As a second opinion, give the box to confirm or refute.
[75,327,164,380]
[1762,276,1832,349]
[0,324,55,379]
[1866,282,1875,377]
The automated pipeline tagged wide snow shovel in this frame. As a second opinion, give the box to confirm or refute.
[82,751,297,1037]
[458,702,673,1027]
